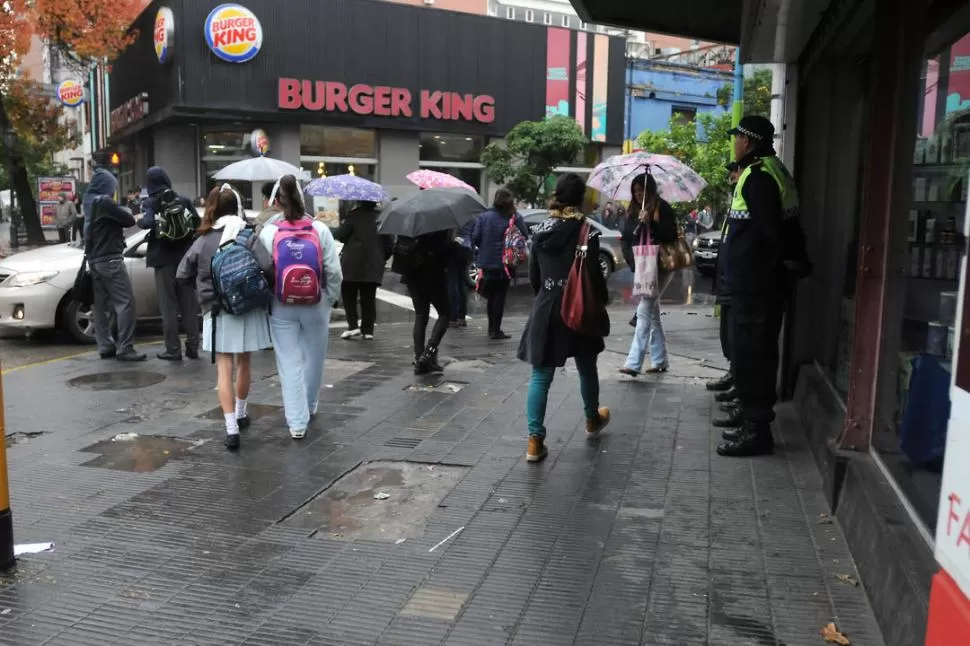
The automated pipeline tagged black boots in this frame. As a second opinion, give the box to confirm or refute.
[714,388,738,403]
[716,421,774,457]
[706,373,733,392]
[713,406,743,429]
[414,346,444,375]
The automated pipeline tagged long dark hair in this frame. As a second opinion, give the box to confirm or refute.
[277,174,306,222]
[629,172,660,221]
[198,186,239,234]
[493,188,515,218]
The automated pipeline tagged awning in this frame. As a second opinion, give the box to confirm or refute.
[570,0,743,44]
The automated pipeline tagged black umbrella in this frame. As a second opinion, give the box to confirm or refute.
[378,188,486,237]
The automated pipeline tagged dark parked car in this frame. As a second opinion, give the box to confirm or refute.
[692,229,722,276]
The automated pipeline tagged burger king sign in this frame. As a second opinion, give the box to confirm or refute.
[56,80,85,108]
[154,7,175,64]
[204,4,263,64]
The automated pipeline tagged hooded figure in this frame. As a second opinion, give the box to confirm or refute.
[517,173,611,464]
[83,152,146,362]
[138,166,201,360]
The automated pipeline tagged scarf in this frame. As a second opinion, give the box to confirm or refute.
[548,206,585,221]
[214,215,246,246]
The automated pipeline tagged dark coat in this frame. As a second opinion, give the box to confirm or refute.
[333,205,391,284]
[517,217,609,368]
[84,168,135,263]
[471,208,528,270]
[137,167,198,269]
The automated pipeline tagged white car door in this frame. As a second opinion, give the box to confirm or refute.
[123,232,159,318]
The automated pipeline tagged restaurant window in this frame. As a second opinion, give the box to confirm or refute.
[419,133,485,193]
[525,9,534,23]
[506,6,514,19]
[543,12,551,25]
[561,15,570,28]
[201,130,253,208]
[300,126,378,216]
[878,22,970,533]
[671,106,697,126]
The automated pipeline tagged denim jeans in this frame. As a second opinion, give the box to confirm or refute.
[526,355,600,438]
[269,300,331,432]
[624,296,667,371]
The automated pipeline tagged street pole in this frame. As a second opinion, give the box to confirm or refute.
[0,359,14,571]
[731,48,744,138]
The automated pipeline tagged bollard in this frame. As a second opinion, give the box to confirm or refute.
[0,359,13,571]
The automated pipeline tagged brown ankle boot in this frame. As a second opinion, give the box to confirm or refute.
[527,436,547,462]
[586,407,611,436]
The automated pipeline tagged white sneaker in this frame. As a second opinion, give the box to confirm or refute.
[341,329,361,340]
[362,334,374,340]
[290,428,307,440]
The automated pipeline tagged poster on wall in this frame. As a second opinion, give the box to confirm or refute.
[37,176,77,229]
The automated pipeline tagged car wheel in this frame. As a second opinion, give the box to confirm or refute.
[599,252,613,280]
[61,296,97,344]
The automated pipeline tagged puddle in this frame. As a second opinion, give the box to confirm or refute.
[444,359,495,373]
[281,461,468,541]
[79,435,196,472]
[197,403,282,421]
[5,431,45,448]
[405,381,468,394]
[67,371,166,391]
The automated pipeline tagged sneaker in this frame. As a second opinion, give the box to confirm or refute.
[224,433,240,451]
[362,334,374,340]
[185,347,200,360]
[290,428,307,440]
[157,350,182,361]
[236,415,251,431]
[527,436,548,462]
[586,407,611,436]
[341,329,361,340]
[116,350,147,362]
[706,373,733,392]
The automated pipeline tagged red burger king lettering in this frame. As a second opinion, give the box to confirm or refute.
[278,79,495,124]
[60,85,83,102]
[212,17,258,47]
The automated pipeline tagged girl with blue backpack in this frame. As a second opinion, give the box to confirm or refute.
[177,185,273,450]
[257,175,343,440]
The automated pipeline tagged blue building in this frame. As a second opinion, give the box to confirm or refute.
[624,59,733,141]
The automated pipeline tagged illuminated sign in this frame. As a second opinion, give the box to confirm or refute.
[56,80,85,107]
[278,79,496,123]
[204,4,263,64]
[154,7,175,64]
[250,128,270,156]
[110,94,149,132]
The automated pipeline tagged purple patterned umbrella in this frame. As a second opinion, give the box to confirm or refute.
[304,174,390,202]
[587,152,708,204]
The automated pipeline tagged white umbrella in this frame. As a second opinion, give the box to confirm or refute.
[212,157,304,182]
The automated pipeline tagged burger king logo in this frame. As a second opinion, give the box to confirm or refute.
[56,80,85,108]
[154,7,174,64]
[204,4,262,64]
[250,129,270,156]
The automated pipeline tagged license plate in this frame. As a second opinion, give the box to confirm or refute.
[696,251,716,259]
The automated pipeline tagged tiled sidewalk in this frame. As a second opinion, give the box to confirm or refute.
[0,309,884,645]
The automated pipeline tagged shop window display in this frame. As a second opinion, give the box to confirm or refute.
[300,126,376,159]
[201,131,254,208]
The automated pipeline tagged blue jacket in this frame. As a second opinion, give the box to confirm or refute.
[471,209,528,270]
[137,166,198,268]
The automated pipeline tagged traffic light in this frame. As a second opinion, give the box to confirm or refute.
[110,152,120,167]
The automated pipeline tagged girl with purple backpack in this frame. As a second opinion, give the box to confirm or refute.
[257,175,343,440]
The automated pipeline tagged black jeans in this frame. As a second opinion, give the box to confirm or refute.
[447,258,469,321]
[730,294,784,424]
[71,217,84,242]
[57,227,69,243]
[341,281,378,334]
[481,273,510,333]
[407,271,450,356]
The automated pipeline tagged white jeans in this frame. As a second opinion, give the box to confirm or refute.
[269,300,331,432]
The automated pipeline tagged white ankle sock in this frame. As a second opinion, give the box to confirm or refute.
[235,398,248,419]
[224,412,240,435]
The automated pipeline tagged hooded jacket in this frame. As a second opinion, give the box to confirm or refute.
[138,167,199,268]
[517,216,609,368]
[471,208,528,270]
[84,166,136,262]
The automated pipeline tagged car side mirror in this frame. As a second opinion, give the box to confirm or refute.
[125,240,148,258]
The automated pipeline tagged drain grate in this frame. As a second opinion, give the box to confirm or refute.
[385,437,423,449]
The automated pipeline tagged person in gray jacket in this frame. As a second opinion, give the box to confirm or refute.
[83,154,146,362]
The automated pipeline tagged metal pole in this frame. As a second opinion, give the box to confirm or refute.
[0,359,14,571]
[731,48,744,134]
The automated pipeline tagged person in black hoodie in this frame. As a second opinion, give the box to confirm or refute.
[138,166,201,360]
[83,152,146,362]
[518,173,611,463]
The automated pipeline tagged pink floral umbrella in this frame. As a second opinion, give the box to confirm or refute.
[587,152,708,204]
[407,169,476,192]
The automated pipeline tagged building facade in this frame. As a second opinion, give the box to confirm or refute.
[105,0,625,207]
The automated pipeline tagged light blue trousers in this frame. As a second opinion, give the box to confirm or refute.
[624,296,668,371]
[269,301,331,432]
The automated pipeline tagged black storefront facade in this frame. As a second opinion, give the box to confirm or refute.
[106,0,626,207]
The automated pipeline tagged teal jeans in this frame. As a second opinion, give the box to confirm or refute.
[526,355,600,438]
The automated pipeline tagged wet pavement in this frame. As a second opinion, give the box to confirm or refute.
[0,290,885,645]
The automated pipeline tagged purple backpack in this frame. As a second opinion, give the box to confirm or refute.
[272,218,323,305]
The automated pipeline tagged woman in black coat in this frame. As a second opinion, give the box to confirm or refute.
[334,201,391,340]
[518,173,611,463]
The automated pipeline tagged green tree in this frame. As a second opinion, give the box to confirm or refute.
[636,111,734,217]
[480,115,587,207]
[716,68,772,117]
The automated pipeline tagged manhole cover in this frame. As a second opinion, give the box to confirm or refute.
[282,461,468,541]
[5,431,45,448]
[405,381,468,394]
[67,371,166,391]
[79,435,195,472]
[197,403,282,421]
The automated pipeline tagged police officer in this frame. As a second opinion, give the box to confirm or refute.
[717,116,802,457]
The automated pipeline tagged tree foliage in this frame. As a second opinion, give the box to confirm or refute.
[480,116,587,207]
[0,0,143,242]
[716,68,773,117]
[637,111,734,215]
